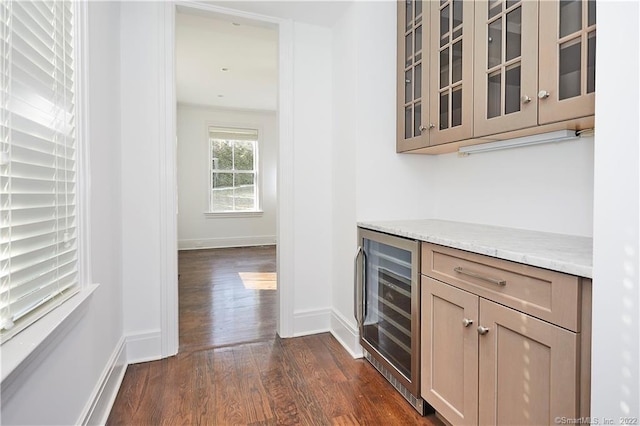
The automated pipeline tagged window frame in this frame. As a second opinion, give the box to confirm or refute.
[1,0,93,381]
[205,124,262,217]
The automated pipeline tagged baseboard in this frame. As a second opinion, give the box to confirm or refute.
[330,309,363,358]
[125,329,163,364]
[79,336,127,425]
[292,308,331,337]
[178,236,276,250]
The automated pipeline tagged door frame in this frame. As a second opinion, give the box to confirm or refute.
[159,1,295,356]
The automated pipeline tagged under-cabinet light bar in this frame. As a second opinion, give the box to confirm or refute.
[458,130,580,156]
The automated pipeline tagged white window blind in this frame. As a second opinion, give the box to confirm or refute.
[0,0,79,343]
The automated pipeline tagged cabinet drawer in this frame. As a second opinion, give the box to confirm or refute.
[422,243,581,331]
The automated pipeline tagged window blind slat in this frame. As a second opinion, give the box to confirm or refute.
[3,242,76,274]
[6,206,75,227]
[2,258,77,302]
[7,271,77,322]
[12,38,75,87]
[1,177,74,195]
[4,258,76,299]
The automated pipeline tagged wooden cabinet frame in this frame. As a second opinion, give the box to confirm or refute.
[421,243,592,425]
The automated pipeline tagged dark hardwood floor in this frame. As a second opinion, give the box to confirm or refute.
[107,246,443,425]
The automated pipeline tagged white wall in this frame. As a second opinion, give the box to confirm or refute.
[177,104,277,249]
[290,21,334,335]
[591,1,640,419]
[119,2,170,360]
[431,137,594,237]
[0,2,126,424]
[331,1,438,354]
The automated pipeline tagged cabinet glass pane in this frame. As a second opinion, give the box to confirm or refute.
[487,71,501,118]
[588,0,596,26]
[405,69,413,103]
[506,0,519,8]
[415,63,422,99]
[405,106,412,139]
[414,103,422,136]
[453,0,463,38]
[440,4,450,47]
[452,87,462,127]
[406,0,412,29]
[559,38,581,100]
[416,0,422,17]
[587,31,596,94]
[440,92,449,129]
[440,47,450,89]
[488,18,502,69]
[405,33,413,67]
[452,40,462,83]
[488,0,502,19]
[506,7,522,61]
[505,65,521,114]
[560,0,582,38]
[415,25,422,60]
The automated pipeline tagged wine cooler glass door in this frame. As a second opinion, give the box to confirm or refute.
[362,237,415,383]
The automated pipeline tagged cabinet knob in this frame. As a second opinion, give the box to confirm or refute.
[477,326,490,335]
[521,95,532,104]
[419,125,427,132]
[463,318,473,327]
[538,90,550,99]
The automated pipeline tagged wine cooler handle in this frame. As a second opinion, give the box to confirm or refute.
[362,249,368,321]
[353,246,364,325]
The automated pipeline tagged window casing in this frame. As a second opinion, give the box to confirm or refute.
[208,127,260,214]
[0,0,81,343]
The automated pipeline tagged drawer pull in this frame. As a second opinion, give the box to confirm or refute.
[462,318,473,327]
[453,266,506,286]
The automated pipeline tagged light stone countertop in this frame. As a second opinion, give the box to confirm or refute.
[357,219,593,278]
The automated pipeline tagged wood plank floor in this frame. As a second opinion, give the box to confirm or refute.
[107,246,443,425]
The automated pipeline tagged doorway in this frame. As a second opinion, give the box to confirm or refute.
[174,6,280,351]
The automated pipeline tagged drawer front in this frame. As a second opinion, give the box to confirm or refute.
[422,243,580,331]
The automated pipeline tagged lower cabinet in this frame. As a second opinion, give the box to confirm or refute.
[420,243,590,426]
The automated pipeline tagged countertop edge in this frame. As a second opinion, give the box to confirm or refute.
[358,221,593,278]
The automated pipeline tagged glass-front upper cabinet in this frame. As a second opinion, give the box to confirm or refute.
[428,0,474,146]
[473,0,539,137]
[397,0,429,152]
[538,0,596,124]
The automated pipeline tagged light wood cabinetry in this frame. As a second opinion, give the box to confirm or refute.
[428,0,475,146]
[397,0,596,154]
[397,0,474,152]
[538,0,596,124]
[421,242,591,425]
[397,0,429,152]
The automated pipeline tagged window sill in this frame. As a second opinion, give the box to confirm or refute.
[204,211,264,219]
[0,284,99,386]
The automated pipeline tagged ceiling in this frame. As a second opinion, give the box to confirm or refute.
[175,10,279,111]
[176,1,353,111]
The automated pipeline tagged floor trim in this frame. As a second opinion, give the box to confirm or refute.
[79,336,127,425]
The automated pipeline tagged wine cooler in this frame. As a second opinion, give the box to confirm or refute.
[354,227,427,414]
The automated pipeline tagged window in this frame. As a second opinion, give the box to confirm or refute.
[209,127,260,213]
[0,1,80,343]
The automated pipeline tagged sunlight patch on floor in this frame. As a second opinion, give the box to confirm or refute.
[239,272,277,290]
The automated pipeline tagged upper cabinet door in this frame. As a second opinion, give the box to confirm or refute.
[397,0,430,152]
[428,0,474,146]
[473,0,539,138]
[538,0,596,124]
